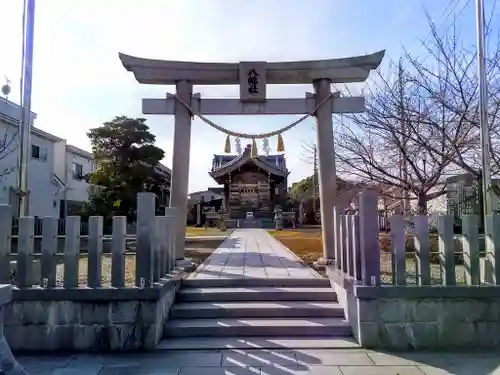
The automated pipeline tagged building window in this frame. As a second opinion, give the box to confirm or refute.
[31,144,40,159]
[72,162,83,179]
[31,144,48,161]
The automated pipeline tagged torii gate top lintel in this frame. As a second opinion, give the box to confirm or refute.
[118,50,385,86]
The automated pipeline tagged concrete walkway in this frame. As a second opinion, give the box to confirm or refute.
[188,229,321,280]
[16,348,500,374]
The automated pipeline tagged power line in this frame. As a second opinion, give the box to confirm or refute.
[415,0,473,64]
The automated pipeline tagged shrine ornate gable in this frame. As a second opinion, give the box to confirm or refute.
[232,170,268,185]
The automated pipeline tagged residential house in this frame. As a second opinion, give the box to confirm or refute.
[0,99,64,217]
[155,162,171,208]
[188,188,224,204]
[54,142,96,216]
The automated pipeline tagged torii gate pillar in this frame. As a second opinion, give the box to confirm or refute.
[169,80,193,260]
[314,79,336,259]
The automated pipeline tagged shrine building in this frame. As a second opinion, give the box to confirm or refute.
[210,144,289,219]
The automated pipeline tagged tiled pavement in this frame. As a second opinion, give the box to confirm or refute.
[188,229,322,280]
[16,348,500,374]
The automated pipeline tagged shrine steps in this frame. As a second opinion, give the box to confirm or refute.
[175,286,337,303]
[164,317,351,338]
[161,278,355,346]
[170,301,344,319]
[182,277,331,288]
[156,336,360,350]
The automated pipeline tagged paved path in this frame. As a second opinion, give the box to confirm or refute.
[188,229,321,280]
[16,348,500,374]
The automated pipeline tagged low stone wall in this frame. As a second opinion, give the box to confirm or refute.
[328,266,500,349]
[2,276,183,352]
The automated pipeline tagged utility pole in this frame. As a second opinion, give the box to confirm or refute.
[17,0,36,217]
[397,61,409,215]
[476,0,492,216]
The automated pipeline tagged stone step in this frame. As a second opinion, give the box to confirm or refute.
[156,336,360,350]
[182,277,330,289]
[170,301,344,319]
[164,317,351,337]
[176,287,337,302]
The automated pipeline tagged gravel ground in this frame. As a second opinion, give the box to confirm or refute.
[380,252,466,285]
[11,247,216,288]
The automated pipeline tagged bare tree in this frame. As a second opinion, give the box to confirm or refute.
[401,11,500,177]
[0,95,24,179]
[0,132,19,177]
[322,8,500,214]
[335,59,466,214]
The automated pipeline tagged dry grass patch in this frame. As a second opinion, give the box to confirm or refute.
[186,226,229,237]
[269,228,466,284]
[269,229,325,277]
[269,229,322,266]
[50,244,219,286]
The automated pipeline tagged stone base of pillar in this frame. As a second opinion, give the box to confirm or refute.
[176,258,195,268]
[316,257,335,265]
[313,257,335,273]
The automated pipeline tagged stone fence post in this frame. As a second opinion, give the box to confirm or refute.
[0,284,29,374]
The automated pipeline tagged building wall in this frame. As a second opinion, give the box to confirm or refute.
[0,121,61,217]
[65,148,94,203]
[189,191,222,204]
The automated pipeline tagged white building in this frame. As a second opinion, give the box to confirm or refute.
[188,188,223,204]
[0,99,64,217]
[54,142,96,215]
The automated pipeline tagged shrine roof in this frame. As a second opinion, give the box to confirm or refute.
[210,144,288,179]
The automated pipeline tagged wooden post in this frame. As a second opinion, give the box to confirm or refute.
[165,208,177,273]
[438,215,455,286]
[111,216,127,288]
[351,214,362,282]
[87,216,103,288]
[333,207,341,268]
[390,215,406,286]
[41,216,58,288]
[485,214,500,285]
[16,217,34,288]
[136,192,155,287]
[462,215,480,285]
[340,215,348,273]
[0,205,12,284]
[63,216,80,288]
[345,214,355,277]
[152,216,161,282]
[156,216,165,277]
[414,215,430,285]
[358,191,381,286]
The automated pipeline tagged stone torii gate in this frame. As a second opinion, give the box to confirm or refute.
[119,51,384,264]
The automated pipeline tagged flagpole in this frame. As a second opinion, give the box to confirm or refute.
[17,0,35,217]
[476,0,492,217]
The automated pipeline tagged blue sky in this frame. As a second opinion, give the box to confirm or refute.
[0,0,492,192]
